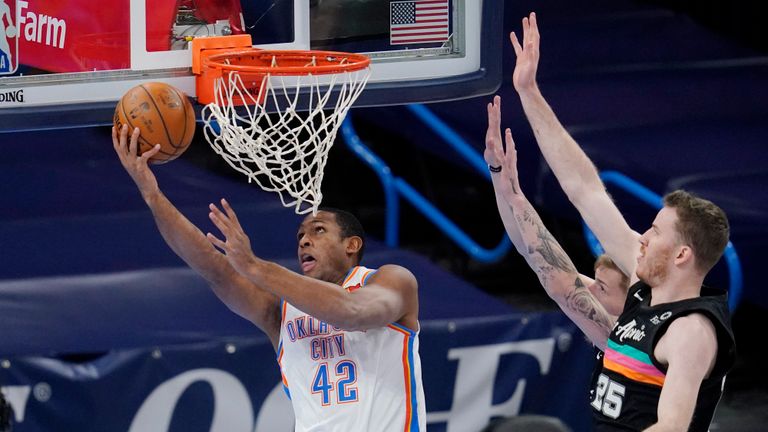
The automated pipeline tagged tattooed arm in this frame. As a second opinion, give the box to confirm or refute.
[490,123,616,349]
[485,96,527,256]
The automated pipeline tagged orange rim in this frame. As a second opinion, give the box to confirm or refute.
[204,49,371,76]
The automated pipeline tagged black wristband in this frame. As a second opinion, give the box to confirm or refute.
[488,164,502,173]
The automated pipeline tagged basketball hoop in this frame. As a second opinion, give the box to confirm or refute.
[192,36,371,215]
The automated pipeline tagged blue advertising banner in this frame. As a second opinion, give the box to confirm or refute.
[1,312,595,432]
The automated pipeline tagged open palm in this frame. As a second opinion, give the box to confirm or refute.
[510,12,541,93]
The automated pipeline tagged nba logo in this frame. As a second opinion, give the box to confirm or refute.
[0,0,18,74]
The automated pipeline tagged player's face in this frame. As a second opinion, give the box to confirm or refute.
[296,211,351,283]
[589,266,628,316]
[636,207,680,286]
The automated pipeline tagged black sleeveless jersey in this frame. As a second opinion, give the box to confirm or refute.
[590,281,736,431]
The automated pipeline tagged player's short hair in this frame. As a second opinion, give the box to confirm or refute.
[663,190,730,274]
[593,254,630,293]
[319,207,366,264]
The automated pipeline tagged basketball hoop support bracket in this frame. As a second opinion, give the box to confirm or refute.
[191,35,254,104]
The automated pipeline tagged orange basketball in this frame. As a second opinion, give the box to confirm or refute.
[113,82,196,164]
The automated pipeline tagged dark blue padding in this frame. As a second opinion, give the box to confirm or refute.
[0,246,516,357]
[0,126,302,279]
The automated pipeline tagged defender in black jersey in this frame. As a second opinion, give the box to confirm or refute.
[507,12,736,431]
[591,283,735,430]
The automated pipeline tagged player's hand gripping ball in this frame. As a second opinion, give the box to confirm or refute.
[113,82,196,164]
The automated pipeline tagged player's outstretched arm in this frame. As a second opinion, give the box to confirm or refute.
[491,124,615,347]
[485,96,526,256]
[112,126,282,345]
[644,314,718,431]
[510,12,640,279]
[207,201,419,332]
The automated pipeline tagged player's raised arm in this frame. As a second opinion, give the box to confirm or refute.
[485,95,527,256]
[112,125,282,345]
[490,124,615,347]
[207,200,419,332]
[510,12,641,279]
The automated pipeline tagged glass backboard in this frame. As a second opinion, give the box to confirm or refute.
[0,0,502,131]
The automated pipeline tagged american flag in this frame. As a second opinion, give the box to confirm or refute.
[390,0,450,45]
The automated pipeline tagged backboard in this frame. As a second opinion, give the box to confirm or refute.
[0,0,502,131]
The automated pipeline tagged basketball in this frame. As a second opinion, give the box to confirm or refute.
[113,82,196,164]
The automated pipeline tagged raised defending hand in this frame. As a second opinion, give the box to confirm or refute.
[206,199,258,276]
[510,12,540,94]
[484,95,504,168]
[112,124,162,198]
[494,128,525,204]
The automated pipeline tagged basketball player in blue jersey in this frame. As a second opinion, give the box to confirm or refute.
[505,12,736,431]
[112,125,426,431]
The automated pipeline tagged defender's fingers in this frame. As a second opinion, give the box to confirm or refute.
[487,104,499,126]
[529,12,538,36]
[504,128,516,151]
[510,32,522,56]
[528,14,540,50]
[504,129,518,165]
[488,95,502,122]
[522,17,529,40]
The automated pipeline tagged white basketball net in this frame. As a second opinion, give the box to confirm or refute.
[201,59,370,214]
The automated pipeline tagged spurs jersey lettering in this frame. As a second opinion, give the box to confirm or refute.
[277,266,426,432]
[591,282,736,431]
